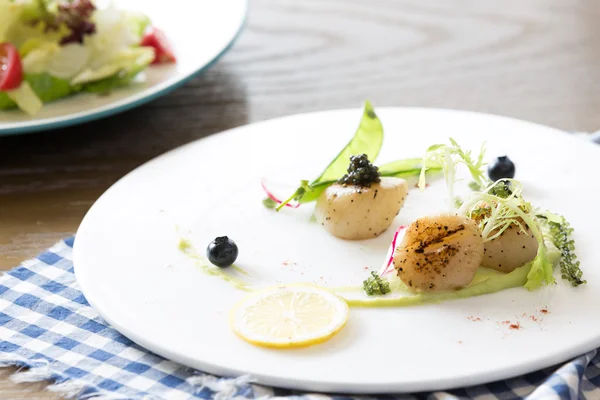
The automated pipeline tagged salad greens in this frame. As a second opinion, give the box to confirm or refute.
[0,73,75,109]
[487,179,513,199]
[419,139,486,209]
[265,101,443,210]
[80,49,154,93]
[4,81,43,115]
[31,0,97,45]
[0,0,159,115]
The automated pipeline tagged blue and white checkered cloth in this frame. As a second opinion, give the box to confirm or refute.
[1,238,600,400]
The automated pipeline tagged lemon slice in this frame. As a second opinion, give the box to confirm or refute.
[231,285,349,348]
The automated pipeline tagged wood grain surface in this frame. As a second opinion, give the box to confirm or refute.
[1,0,599,397]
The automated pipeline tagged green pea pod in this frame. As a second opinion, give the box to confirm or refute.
[312,100,384,184]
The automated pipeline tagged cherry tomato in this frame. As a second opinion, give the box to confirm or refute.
[140,27,176,65]
[0,43,23,90]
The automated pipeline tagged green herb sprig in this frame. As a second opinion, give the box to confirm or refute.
[537,212,585,287]
[363,271,391,296]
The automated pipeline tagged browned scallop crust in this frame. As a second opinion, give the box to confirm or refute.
[394,214,484,292]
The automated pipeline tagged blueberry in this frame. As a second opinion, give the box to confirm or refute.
[488,156,515,181]
[206,236,238,268]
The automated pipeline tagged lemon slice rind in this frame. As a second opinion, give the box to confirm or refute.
[230,284,349,348]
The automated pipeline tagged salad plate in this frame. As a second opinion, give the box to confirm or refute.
[74,107,600,393]
[0,0,247,136]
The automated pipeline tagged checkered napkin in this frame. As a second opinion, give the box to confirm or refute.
[1,134,600,400]
[1,240,600,400]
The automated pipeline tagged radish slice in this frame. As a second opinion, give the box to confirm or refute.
[261,179,301,209]
[378,225,407,276]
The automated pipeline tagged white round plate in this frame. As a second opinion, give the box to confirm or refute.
[0,0,246,136]
[74,108,600,393]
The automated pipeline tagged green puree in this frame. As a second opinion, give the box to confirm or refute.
[178,239,252,292]
[346,238,561,308]
[346,265,531,308]
[177,234,560,307]
[178,238,192,252]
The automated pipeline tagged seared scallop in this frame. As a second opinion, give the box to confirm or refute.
[394,214,484,292]
[481,221,538,273]
[314,177,408,240]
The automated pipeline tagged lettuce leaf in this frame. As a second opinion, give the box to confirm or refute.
[22,42,91,80]
[6,81,43,116]
[0,73,76,111]
[24,73,75,103]
[80,47,154,93]
[80,65,142,93]
[124,11,151,40]
[0,92,15,110]
[0,0,24,43]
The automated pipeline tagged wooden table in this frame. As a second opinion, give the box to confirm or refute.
[1,0,599,397]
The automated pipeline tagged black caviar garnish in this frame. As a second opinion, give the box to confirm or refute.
[337,154,381,187]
